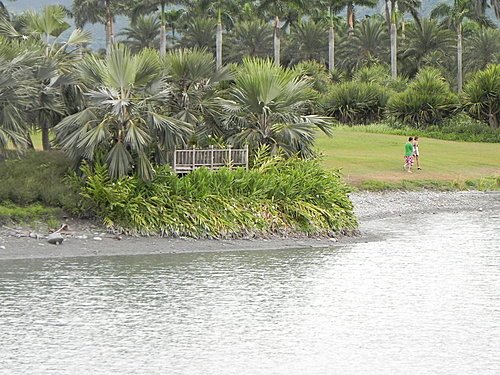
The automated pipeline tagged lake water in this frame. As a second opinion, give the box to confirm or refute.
[0,211,499,374]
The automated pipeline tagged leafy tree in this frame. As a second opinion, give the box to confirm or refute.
[118,14,160,52]
[387,67,459,127]
[401,18,455,77]
[54,44,192,180]
[337,16,389,73]
[219,58,332,158]
[431,0,496,92]
[344,0,378,34]
[179,16,216,52]
[159,48,232,143]
[128,0,183,56]
[225,20,274,63]
[462,64,499,128]
[475,0,500,19]
[285,20,329,65]
[72,0,127,54]
[322,80,390,124]
[257,0,309,31]
[463,28,500,72]
[0,37,37,150]
[0,5,91,151]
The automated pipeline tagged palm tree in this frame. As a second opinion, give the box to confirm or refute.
[118,15,160,52]
[128,0,183,56]
[462,64,499,128]
[224,20,274,63]
[179,16,216,52]
[1,5,92,151]
[257,0,307,31]
[160,48,232,143]
[338,16,389,73]
[219,58,332,158]
[0,38,38,151]
[344,0,378,34]
[72,0,126,54]
[55,44,193,180]
[401,18,455,77]
[285,20,329,65]
[475,0,500,19]
[164,8,184,44]
[0,1,10,20]
[431,0,496,92]
[463,28,500,72]
[383,1,421,78]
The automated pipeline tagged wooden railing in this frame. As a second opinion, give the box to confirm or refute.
[173,145,249,174]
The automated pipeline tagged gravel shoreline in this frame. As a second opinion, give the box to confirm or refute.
[0,190,498,260]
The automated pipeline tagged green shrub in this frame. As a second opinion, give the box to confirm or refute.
[293,60,332,94]
[0,203,62,225]
[76,154,358,238]
[0,150,81,211]
[353,64,408,92]
[387,68,459,127]
[322,81,390,124]
[462,64,500,129]
[425,114,500,142]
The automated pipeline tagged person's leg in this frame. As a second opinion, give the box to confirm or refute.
[407,156,413,173]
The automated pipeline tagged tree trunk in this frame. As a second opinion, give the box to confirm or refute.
[41,123,50,151]
[384,0,391,32]
[104,0,114,55]
[390,22,397,78]
[216,19,222,70]
[347,2,355,35]
[159,3,166,56]
[457,28,463,92]
[489,110,498,128]
[328,24,335,72]
[274,16,280,66]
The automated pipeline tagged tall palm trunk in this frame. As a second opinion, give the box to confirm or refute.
[159,2,166,56]
[328,23,335,72]
[457,24,463,92]
[274,16,280,66]
[347,2,355,35]
[390,22,397,78]
[216,13,222,70]
[104,0,114,55]
[390,1,397,79]
[328,7,336,72]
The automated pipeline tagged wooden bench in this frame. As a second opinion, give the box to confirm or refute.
[173,145,249,174]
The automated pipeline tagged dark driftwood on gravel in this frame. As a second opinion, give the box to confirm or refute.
[0,191,498,260]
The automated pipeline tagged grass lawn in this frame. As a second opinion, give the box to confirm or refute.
[316,128,500,188]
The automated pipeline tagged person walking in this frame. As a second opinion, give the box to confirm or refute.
[413,136,421,170]
[404,137,414,173]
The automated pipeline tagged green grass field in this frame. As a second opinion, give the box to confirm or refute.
[19,128,500,190]
[316,128,500,189]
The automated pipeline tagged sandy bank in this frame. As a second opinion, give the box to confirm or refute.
[0,190,498,260]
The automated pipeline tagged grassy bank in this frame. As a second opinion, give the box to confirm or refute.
[316,127,500,190]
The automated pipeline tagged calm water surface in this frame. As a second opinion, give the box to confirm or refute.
[0,211,499,374]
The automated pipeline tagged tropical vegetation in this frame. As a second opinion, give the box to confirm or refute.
[0,0,499,236]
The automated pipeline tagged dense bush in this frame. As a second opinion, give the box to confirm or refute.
[424,114,500,143]
[0,151,80,211]
[322,81,390,124]
[76,153,357,238]
[462,64,499,129]
[386,68,459,127]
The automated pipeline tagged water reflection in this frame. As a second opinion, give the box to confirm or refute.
[0,211,499,374]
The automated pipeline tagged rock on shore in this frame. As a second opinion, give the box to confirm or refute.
[0,190,498,259]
